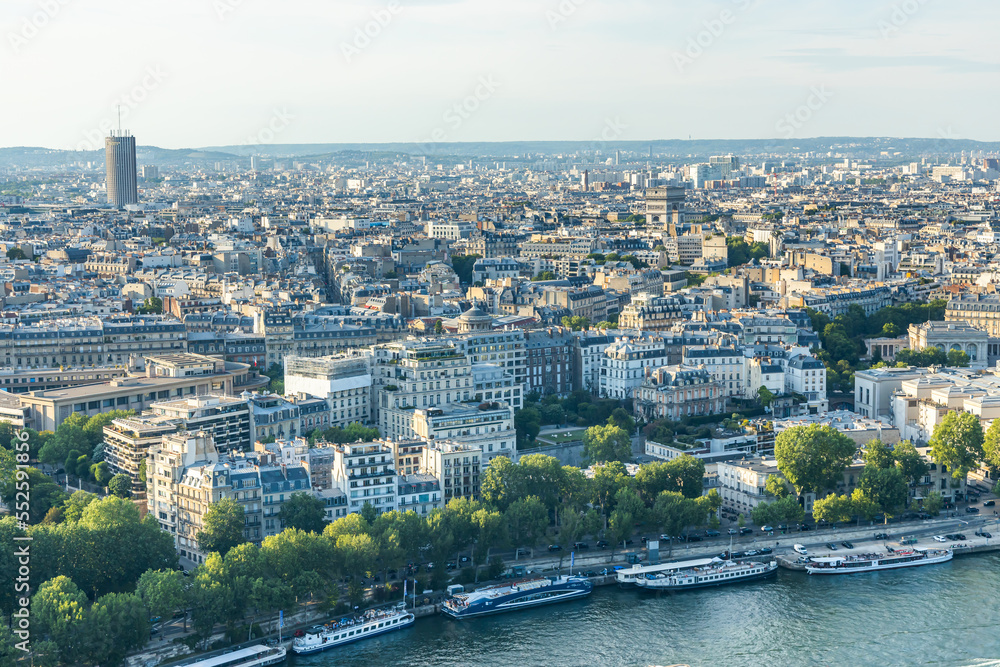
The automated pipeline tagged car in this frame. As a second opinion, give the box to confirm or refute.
[685,535,703,542]
[798,524,813,531]
[573,542,589,550]
[874,533,889,540]
[917,513,932,520]
[793,544,808,555]
[728,528,738,535]
[459,556,470,563]
[760,525,774,532]
[985,500,996,507]
[955,534,967,540]
[150,627,160,637]
[975,531,993,538]
[841,541,854,549]
[739,527,752,535]
[934,535,947,543]
[516,548,530,557]
[744,549,759,557]
[759,547,773,555]
[548,544,562,552]
[705,529,721,537]
[641,536,649,543]
[966,506,980,514]
[445,562,456,570]
[172,610,186,619]
[730,551,746,558]
[596,540,609,548]
[149,616,161,625]
[826,543,837,551]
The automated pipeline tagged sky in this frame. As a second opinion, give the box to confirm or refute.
[2,0,999,150]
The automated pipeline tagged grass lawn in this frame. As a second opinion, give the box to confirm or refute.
[535,427,588,445]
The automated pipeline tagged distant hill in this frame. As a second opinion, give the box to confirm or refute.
[1,137,997,170]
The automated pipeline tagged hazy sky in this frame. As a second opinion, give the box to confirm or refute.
[3,0,999,149]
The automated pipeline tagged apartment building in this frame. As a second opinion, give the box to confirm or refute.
[600,336,669,399]
[634,365,724,421]
[682,345,744,399]
[284,354,373,428]
[330,441,398,516]
[148,394,252,453]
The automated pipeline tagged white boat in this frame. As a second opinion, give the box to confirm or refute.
[616,557,724,587]
[805,548,952,575]
[635,559,777,592]
[292,604,414,655]
[442,576,592,619]
[174,645,286,667]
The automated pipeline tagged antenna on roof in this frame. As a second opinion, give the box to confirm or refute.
[117,105,122,134]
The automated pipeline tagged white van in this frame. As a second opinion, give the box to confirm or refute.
[793,544,808,555]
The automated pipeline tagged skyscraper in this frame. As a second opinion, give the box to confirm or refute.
[105,130,138,208]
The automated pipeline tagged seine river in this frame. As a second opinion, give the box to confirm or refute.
[290,553,1000,667]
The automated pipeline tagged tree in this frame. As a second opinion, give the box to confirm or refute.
[91,461,113,486]
[279,492,327,533]
[0,468,66,525]
[6,247,26,261]
[197,497,247,557]
[858,465,909,520]
[764,475,791,499]
[892,440,929,485]
[850,488,878,524]
[928,411,984,479]
[812,493,854,524]
[946,349,971,368]
[449,255,481,285]
[591,461,630,514]
[983,419,1000,472]
[137,296,163,315]
[651,491,705,555]
[582,424,632,465]
[757,386,775,408]
[862,439,893,469]
[32,576,87,662]
[136,569,186,623]
[39,424,87,465]
[83,591,150,666]
[107,473,132,498]
[923,491,944,516]
[774,424,858,495]
[514,407,541,446]
[433,320,444,335]
[505,496,548,554]
[607,407,635,433]
[751,495,804,528]
[61,491,98,523]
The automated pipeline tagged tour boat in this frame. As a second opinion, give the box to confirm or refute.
[442,575,592,619]
[805,548,952,575]
[177,645,286,667]
[292,605,414,655]
[635,558,777,592]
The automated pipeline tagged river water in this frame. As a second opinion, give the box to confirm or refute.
[290,553,1000,667]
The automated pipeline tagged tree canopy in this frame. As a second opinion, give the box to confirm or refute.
[773,424,858,495]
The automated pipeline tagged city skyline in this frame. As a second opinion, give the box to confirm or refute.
[3,0,1000,150]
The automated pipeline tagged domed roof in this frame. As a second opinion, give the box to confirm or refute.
[460,305,491,321]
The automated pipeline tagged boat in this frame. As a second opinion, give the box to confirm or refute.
[616,557,726,587]
[173,644,286,667]
[291,604,414,655]
[805,548,952,575]
[635,558,777,592]
[442,575,592,619]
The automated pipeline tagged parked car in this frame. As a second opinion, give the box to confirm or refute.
[917,513,932,520]
[955,534,967,540]
[739,527,752,535]
[826,543,838,551]
[728,528,738,535]
[548,544,562,552]
[966,506,980,514]
[760,525,774,532]
[874,533,889,540]
[573,542,589,550]
[730,551,746,558]
[596,540,609,548]
[935,535,949,542]
[975,531,993,538]
[984,500,996,507]
[744,549,759,557]
[798,524,812,531]
[582,571,598,578]
[685,535,703,542]
[459,556,470,563]
[705,530,721,537]
[516,548,530,557]
[759,547,773,554]
[841,541,854,549]
[793,544,808,555]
